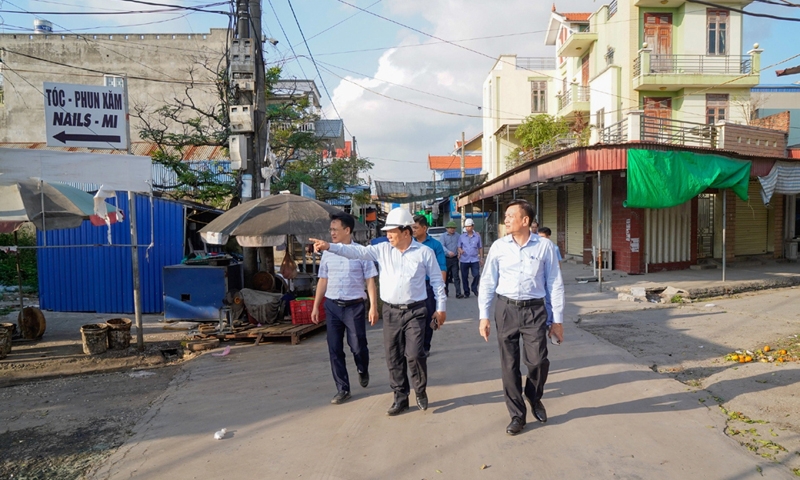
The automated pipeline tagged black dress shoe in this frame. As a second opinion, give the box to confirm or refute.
[331,391,351,405]
[416,393,428,411]
[358,371,369,388]
[506,417,525,435]
[532,400,547,423]
[386,400,409,416]
[456,294,464,299]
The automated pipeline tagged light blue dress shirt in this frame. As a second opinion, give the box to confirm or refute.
[478,234,564,322]
[318,249,378,301]
[328,240,447,312]
[458,232,482,263]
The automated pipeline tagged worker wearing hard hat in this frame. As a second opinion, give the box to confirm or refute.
[310,208,446,416]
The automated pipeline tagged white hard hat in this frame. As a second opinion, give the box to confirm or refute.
[381,208,414,231]
[464,218,475,226]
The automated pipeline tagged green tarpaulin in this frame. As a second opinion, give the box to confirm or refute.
[625,149,751,209]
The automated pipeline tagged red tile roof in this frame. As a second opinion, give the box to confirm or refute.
[428,155,482,170]
[562,13,591,21]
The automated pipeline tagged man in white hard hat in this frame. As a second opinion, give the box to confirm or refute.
[310,208,446,416]
[458,218,483,298]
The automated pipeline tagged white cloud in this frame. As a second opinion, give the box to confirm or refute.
[330,0,593,182]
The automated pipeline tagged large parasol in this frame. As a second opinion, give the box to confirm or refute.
[200,192,367,247]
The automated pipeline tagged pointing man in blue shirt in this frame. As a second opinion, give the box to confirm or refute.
[478,200,564,435]
[310,208,446,416]
[312,212,379,405]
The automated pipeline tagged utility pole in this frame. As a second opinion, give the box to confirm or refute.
[460,131,466,229]
[232,0,267,287]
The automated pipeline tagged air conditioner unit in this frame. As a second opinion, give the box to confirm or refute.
[229,134,247,170]
[229,105,254,133]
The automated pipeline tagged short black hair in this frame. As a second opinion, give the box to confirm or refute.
[413,215,429,227]
[507,200,535,225]
[538,226,552,236]
[330,211,355,234]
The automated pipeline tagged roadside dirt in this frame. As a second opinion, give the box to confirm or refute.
[577,287,800,475]
[0,366,180,480]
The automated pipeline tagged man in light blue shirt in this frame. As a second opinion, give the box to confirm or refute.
[478,200,564,436]
[312,212,379,405]
[310,208,446,416]
[412,215,447,356]
[458,218,483,298]
[440,220,462,298]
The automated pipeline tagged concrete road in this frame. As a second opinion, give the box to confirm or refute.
[90,285,791,480]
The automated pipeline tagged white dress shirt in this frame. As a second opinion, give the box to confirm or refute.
[318,249,378,301]
[328,240,446,312]
[478,234,564,322]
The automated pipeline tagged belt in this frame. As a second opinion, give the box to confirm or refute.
[327,298,365,307]
[384,300,426,311]
[497,294,544,307]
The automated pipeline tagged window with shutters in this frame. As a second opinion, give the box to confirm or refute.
[706,94,728,125]
[707,9,728,55]
[596,108,605,133]
[531,81,547,113]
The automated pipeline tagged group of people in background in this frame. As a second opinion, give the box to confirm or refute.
[309,200,563,436]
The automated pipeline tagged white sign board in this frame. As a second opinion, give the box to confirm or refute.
[44,82,128,150]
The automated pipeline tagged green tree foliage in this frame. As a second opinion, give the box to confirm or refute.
[272,153,373,202]
[0,230,38,291]
[135,63,323,208]
[514,114,571,152]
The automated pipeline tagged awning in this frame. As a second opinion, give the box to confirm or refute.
[375,175,487,203]
[625,149,751,209]
[758,161,800,205]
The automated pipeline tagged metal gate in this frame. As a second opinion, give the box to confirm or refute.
[566,184,584,256]
[697,193,715,259]
[735,182,769,255]
[645,201,691,264]
[541,190,558,238]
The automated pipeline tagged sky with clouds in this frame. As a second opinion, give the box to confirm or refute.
[2,0,798,182]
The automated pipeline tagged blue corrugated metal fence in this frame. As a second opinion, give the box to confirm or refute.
[37,194,185,314]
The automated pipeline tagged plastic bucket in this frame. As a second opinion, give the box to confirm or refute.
[0,323,14,356]
[80,323,108,355]
[106,318,132,350]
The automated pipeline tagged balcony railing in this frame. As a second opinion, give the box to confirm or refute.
[607,0,617,19]
[272,122,315,132]
[637,54,752,75]
[600,117,628,143]
[556,85,590,110]
[640,116,717,148]
[516,57,557,70]
[507,132,583,169]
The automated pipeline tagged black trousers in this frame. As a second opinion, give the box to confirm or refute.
[324,300,368,393]
[445,256,461,296]
[382,302,428,402]
[423,283,435,354]
[495,296,549,420]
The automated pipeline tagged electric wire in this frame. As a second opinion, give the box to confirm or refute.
[266,0,309,81]
[285,0,350,134]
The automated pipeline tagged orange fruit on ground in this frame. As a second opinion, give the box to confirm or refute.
[763,346,771,352]
[744,355,753,363]
[730,354,739,361]
[739,356,746,363]
[779,349,788,355]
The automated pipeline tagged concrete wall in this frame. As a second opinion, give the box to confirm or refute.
[719,122,787,157]
[0,29,228,144]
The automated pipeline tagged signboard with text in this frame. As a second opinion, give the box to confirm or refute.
[44,82,128,150]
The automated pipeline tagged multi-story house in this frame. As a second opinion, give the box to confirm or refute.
[470,0,798,274]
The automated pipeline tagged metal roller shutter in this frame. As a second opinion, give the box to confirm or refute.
[735,182,769,255]
[566,184,584,256]
[541,190,558,239]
